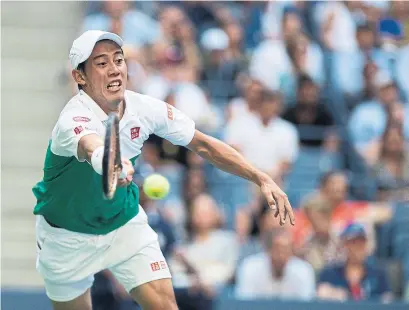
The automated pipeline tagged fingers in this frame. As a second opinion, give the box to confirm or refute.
[264,189,277,212]
[285,196,296,226]
[275,193,286,226]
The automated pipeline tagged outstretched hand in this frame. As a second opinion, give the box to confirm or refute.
[259,176,295,226]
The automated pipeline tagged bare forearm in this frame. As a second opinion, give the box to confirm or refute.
[188,131,268,186]
[78,134,103,162]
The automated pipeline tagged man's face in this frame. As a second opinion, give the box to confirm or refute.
[269,233,292,272]
[357,29,375,50]
[298,82,318,105]
[246,81,264,105]
[259,98,281,121]
[81,40,127,108]
[283,13,301,39]
[322,174,347,207]
[344,237,368,264]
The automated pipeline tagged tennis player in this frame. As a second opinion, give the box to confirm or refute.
[33,30,295,310]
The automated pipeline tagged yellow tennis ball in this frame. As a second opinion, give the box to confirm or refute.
[143,174,170,200]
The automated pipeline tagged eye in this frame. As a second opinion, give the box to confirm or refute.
[116,58,124,65]
[97,62,107,67]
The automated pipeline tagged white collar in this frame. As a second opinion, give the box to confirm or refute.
[78,90,135,127]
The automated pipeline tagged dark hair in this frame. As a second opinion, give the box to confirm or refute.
[298,73,315,88]
[357,23,373,33]
[380,121,404,159]
[319,170,345,188]
[76,61,86,90]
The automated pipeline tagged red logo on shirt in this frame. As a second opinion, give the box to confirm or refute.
[74,126,83,135]
[73,116,91,122]
[151,262,160,272]
[167,104,174,120]
[130,127,140,140]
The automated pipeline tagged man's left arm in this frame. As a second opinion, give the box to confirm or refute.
[187,130,295,226]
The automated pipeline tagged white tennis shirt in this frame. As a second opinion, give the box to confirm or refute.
[51,90,196,161]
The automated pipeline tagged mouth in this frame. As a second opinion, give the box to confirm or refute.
[106,80,122,92]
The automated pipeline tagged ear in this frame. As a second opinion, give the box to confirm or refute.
[72,69,86,87]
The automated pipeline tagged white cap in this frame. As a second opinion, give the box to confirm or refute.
[200,28,229,51]
[69,30,123,70]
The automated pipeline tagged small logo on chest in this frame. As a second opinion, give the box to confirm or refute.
[130,127,140,140]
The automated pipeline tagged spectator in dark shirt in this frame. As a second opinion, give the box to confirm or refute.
[283,74,335,147]
[317,223,393,303]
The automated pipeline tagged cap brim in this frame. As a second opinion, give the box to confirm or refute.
[75,33,123,69]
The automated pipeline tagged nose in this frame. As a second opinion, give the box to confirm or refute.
[108,62,120,76]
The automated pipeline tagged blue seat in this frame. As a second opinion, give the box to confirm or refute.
[285,147,343,208]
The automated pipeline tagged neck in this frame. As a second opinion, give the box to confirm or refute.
[346,260,364,269]
[102,100,125,119]
[261,116,275,126]
[194,230,211,242]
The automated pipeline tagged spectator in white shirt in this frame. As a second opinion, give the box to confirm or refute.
[226,78,264,122]
[170,194,239,293]
[313,1,358,52]
[250,31,324,105]
[224,90,299,182]
[235,228,315,300]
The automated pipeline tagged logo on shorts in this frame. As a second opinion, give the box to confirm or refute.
[73,116,91,122]
[130,127,140,140]
[74,126,83,135]
[151,262,161,272]
[167,104,174,120]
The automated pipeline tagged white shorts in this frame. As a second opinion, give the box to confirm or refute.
[36,207,171,302]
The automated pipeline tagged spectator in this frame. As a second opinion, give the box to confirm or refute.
[331,23,390,102]
[235,228,315,300]
[226,78,264,122]
[317,223,393,302]
[293,171,392,252]
[200,27,244,104]
[313,1,358,52]
[223,20,248,65]
[349,71,409,156]
[82,0,160,48]
[170,194,239,310]
[250,30,324,104]
[297,195,345,274]
[389,1,409,45]
[224,90,299,182]
[371,122,409,202]
[396,44,409,102]
[283,74,336,147]
[143,6,202,86]
[262,2,303,40]
[360,59,380,103]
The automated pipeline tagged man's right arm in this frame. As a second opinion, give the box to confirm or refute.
[52,113,133,181]
[77,134,103,162]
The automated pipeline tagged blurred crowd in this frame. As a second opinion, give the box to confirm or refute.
[63,1,409,309]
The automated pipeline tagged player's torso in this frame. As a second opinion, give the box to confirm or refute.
[70,91,154,159]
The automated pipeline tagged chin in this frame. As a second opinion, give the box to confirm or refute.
[108,93,125,106]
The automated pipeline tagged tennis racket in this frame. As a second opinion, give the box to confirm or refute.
[102,113,122,200]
